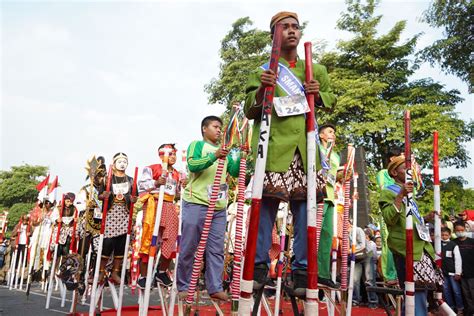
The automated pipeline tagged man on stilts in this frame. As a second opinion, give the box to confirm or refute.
[317,123,341,289]
[243,11,337,297]
[97,152,136,284]
[137,143,181,288]
[77,157,107,283]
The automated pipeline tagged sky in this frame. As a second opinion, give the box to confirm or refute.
[1,0,472,195]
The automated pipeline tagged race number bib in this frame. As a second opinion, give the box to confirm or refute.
[207,184,228,201]
[416,223,431,242]
[164,178,177,196]
[93,207,102,220]
[113,182,129,195]
[273,94,310,117]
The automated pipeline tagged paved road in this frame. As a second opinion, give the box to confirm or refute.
[0,283,163,316]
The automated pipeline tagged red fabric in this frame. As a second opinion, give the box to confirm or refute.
[36,174,50,191]
[464,210,474,221]
[139,252,149,263]
[69,208,78,253]
[159,201,178,259]
[147,164,181,202]
[48,176,58,194]
[139,201,178,260]
[147,164,180,183]
[288,60,297,68]
[268,224,280,261]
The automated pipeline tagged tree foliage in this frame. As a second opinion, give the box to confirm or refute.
[205,17,272,108]
[0,165,48,236]
[318,0,472,170]
[0,164,48,208]
[417,176,474,216]
[204,0,473,218]
[420,0,474,92]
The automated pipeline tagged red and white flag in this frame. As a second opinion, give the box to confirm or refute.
[36,174,50,201]
[36,174,50,191]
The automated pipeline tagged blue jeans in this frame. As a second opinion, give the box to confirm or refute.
[177,201,227,295]
[393,253,428,316]
[364,257,379,305]
[352,257,378,305]
[255,198,307,270]
[443,274,464,311]
[352,261,363,303]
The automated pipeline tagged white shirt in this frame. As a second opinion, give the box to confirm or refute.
[18,224,27,245]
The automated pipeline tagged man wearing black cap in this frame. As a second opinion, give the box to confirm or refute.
[244,11,337,296]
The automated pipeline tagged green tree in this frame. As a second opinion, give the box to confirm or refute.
[0,164,48,207]
[205,17,308,109]
[205,2,472,172]
[318,0,472,170]
[205,17,271,108]
[205,1,472,218]
[417,176,474,217]
[420,0,474,92]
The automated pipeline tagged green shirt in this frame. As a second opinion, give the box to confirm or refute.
[320,144,340,202]
[184,140,240,210]
[244,59,337,173]
[379,183,435,261]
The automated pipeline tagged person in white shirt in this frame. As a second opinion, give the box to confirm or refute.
[441,227,464,313]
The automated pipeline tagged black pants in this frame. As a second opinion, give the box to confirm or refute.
[58,237,71,257]
[102,234,126,258]
[14,244,26,268]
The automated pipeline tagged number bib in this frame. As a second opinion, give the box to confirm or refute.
[207,184,228,201]
[113,182,129,200]
[273,94,310,117]
[164,178,177,196]
[93,207,102,220]
[416,223,431,242]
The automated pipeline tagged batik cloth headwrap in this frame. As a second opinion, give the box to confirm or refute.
[270,11,299,29]
[387,156,405,174]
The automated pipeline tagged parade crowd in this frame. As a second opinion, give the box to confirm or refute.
[0,10,472,316]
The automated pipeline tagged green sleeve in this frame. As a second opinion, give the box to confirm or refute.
[226,150,241,178]
[187,141,217,173]
[244,69,263,120]
[379,189,402,226]
[313,64,337,111]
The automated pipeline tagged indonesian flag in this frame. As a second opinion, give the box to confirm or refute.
[36,174,50,191]
[36,174,50,201]
[48,176,59,202]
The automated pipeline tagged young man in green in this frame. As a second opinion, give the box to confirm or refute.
[317,123,341,288]
[376,147,403,284]
[244,11,337,295]
[379,155,437,315]
[176,115,240,301]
